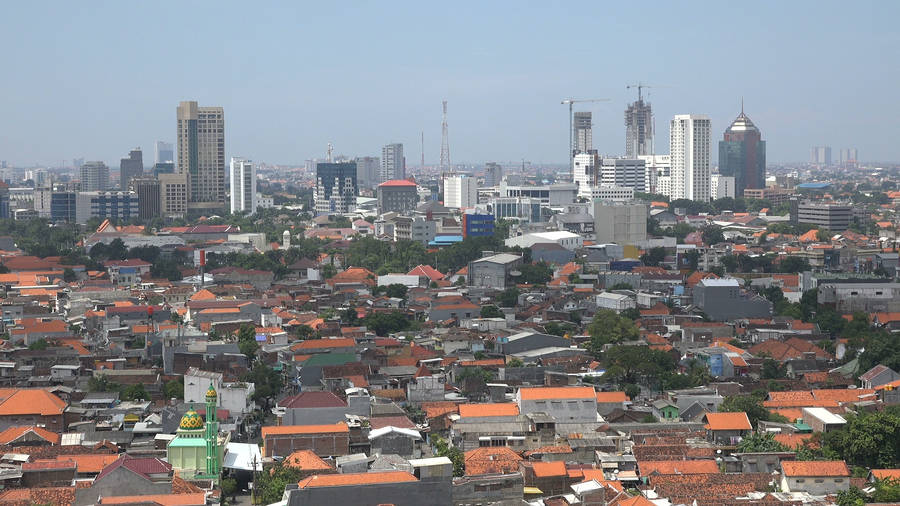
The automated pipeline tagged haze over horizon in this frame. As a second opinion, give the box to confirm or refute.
[2,1,898,168]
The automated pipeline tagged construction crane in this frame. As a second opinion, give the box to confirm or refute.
[561,98,609,171]
[626,83,670,102]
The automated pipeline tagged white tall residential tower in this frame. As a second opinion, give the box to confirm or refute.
[176,101,225,211]
[380,143,404,183]
[669,114,711,202]
[443,175,477,209]
[229,157,257,214]
[80,161,109,191]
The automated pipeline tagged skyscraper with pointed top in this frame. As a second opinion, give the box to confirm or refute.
[718,103,766,198]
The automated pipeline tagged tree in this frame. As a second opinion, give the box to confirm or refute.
[294,324,316,339]
[507,357,524,368]
[63,268,77,283]
[817,228,833,242]
[736,432,790,453]
[719,392,786,427]
[857,331,900,373]
[237,324,259,361]
[221,477,238,501]
[822,409,900,469]
[362,311,415,336]
[701,227,725,245]
[28,339,49,350]
[640,247,667,267]
[518,261,553,285]
[601,346,674,387]
[623,384,641,400]
[243,363,284,412]
[620,307,641,321]
[480,305,503,318]
[836,486,867,506]
[384,283,408,299]
[683,249,700,271]
[496,287,520,308]
[543,321,575,337]
[778,256,811,273]
[321,264,337,279]
[609,282,634,290]
[255,462,302,504]
[432,435,464,477]
[164,379,184,400]
[761,358,787,379]
[587,310,640,352]
[121,384,149,401]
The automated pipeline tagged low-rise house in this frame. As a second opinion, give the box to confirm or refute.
[595,391,629,416]
[368,426,422,458]
[285,470,451,506]
[516,387,597,422]
[801,407,847,433]
[75,455,174,505]
[703,412,752,445]
[0,389,67,431]
[859,365,900,389]
[780,460,850,495]
[277,390,369,426]
[261,422,351,458]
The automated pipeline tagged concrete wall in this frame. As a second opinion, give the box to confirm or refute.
[264,432,350,458]
[287,477,451,506]
[781,475,849,495]
[518,398,597,422]
[451,472,523,506]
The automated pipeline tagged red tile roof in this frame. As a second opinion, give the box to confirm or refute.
[464,447,523,476]
[531,461,567,477]
[0,389,67,416]
[284,450,333,471]
[638,460,720,475]
[458,403,519,418]
[704,412,752,431]
[96,455,172,482]
[297,471,416,488]
[781,460,849,477]
[279,391,346,409]
[262,423,349,437]
[0,426,60,445]
[519,386,595,400]
[595,392,629,403]
[100,493,207,505]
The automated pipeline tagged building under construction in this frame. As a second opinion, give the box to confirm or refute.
[625,98,653,158]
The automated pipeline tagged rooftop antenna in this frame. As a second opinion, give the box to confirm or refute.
[326,143,334,162]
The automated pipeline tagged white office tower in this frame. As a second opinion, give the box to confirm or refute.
[80,161,109,191]
[444,175,477,209]
[710,173,735,201]
[229,157,257,214]
[656,176,672,198]
[600,158,646,192]
[670,115,711,201]
[638,154,671,195]
[573,152,599,198]
[574,111,592,154]
[380,143,404,183]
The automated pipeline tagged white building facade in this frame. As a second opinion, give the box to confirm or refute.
[710,173,735,201]
[229,157,257,214]
[670,114,711,201]
[444,175,477,209]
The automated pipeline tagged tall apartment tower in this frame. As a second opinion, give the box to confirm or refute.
[810,146,832,165]
[130,176,161,221]
[80,161,109,191]
[155,141,174,164]
[670,114,711,202]
[380,143,405,183]
[119,147,143,190]
[315,162,358,215]
[176,101,225,211]
[484,162,504,187]
[718,107,765,197]
[355,156,380,190]
[625,99,653,157]
[573,112,592,154]
[230,157,257,215]
[443,175,477,209]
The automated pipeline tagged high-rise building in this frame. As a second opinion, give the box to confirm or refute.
[34,189,77,222]
[80,161,109,191]
[119,147,143,190]
[380,143,405,183]
[484,162,503,187]
[131,176,161,221]
[810,146,832,165]
[593,202,648,245]
[638,154,670,195]
[355,156,380,190]
[159,173,188,218]
[574,112,592,154]
[229,157,257,215]
[376,179,418,214]
[155,141,174,164]
[718,108,765,197]
[625,99,653,157]
[75,191,139,224]
[839,148,858,167]
[315,162,358,214]
[176,101,225,211]
[670,114,711,202]
[710,173,736,201]
[573,152,600,197]
[600,158,646,192]
[443,175,477,209]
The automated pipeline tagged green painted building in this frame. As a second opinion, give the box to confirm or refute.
[167,384,229,481]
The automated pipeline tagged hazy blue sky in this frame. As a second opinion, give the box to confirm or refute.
[2,1,898,167]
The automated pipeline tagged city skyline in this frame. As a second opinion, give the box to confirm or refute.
[1,1,898,167]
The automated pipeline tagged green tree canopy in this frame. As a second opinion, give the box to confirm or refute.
[587,310,640,353]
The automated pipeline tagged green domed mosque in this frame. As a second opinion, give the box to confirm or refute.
[166,383,230,481]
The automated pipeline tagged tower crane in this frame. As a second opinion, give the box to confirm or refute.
[561,98,609,171]
[626,83,671,101]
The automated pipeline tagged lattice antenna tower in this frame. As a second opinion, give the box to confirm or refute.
[439,100,450,175]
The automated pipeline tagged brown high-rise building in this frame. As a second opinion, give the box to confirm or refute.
[176,101,225,212]
[130,176,160,221]
[718,106,766,197]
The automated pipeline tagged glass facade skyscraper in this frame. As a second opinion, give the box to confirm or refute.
[718,108,766,198]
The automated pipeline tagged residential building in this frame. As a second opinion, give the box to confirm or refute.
[693,278,773,321]
[743,187,793,204]
[670,114,711,201]
[574,111,592,154]
[584,185,635,202]
[380,143,405,183]
[710,173,735,201]
[593,202,647,245]
[176,100,225,211]
[791,201,852,231]
[354,156,380,190]
[781,461,850,495]
[75,191,139,224]
[229,157,257,215]
[80,161,110,191]
[499,182,577,206]
[119,148,143,190]
[444,175,477,209]
[467,253,523,289]
[315,162,358,215]
[596,292,636,313]
[393,215,436,244]
[505,231,583,251]
[0,389,67,431]
[484,162,503,186]
[516,387,598,422]
[703,412,752,445]
[625,98,653,157]
[284,471,451,506]
[839,148,858,167]
[718,108,765,196]
[600,158,646,192]
[377,179,418,214]
[638,154,670,194]
[810,146,832,165]
[261,423,351,458]
[155,141,174,164]
[817,281,900,313]
[130,176,160,221]
[158,172,188,218]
